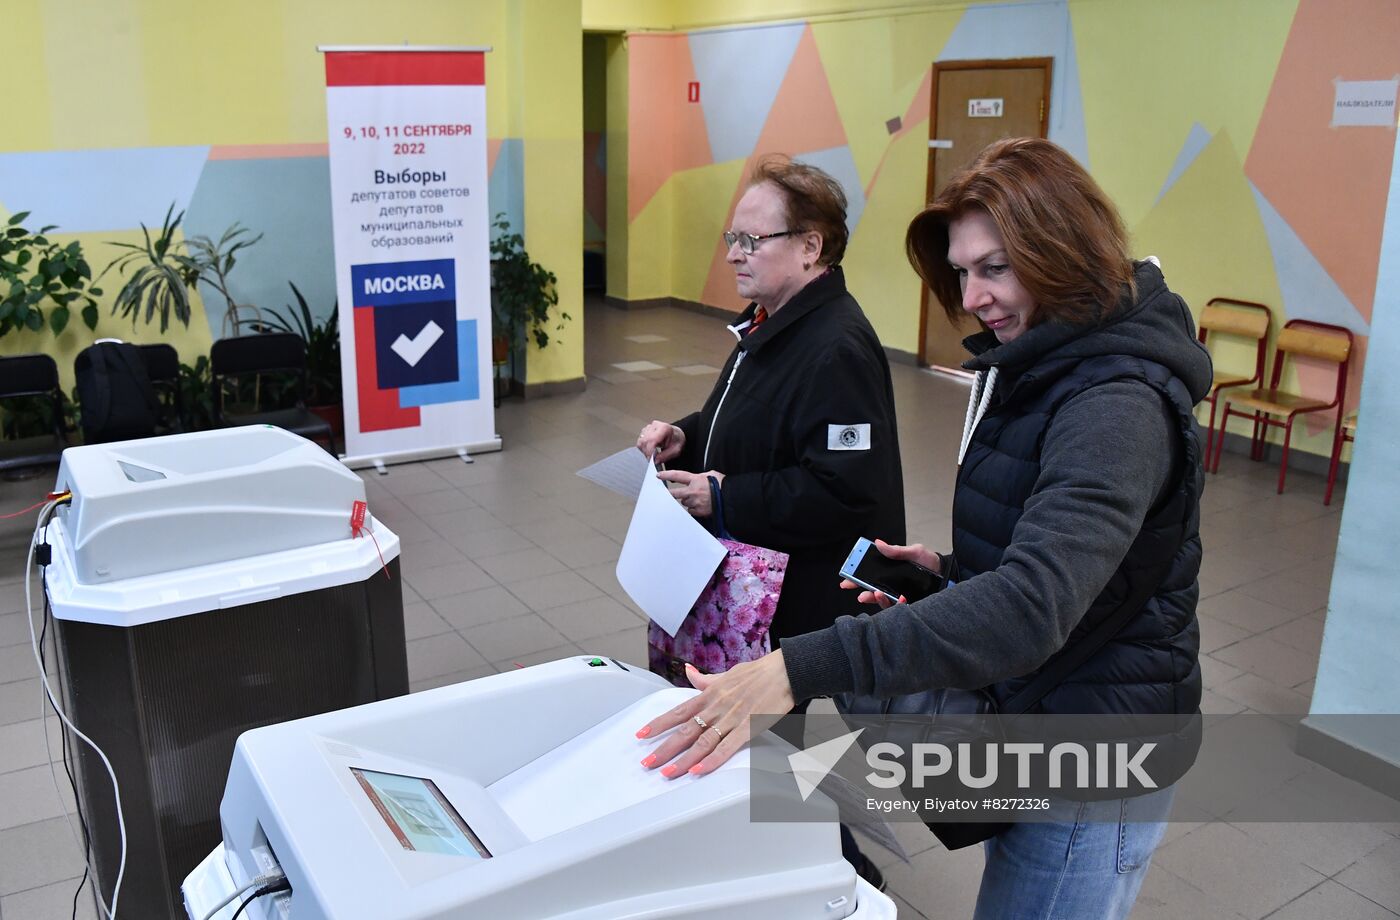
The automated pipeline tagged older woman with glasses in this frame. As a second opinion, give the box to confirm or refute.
[636,154,905,888]
[637,154,904,650]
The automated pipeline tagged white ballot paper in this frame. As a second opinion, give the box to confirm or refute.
[576,446,651,500]
[615,457,727,637]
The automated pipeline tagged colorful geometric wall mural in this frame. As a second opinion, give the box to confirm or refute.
[4,0,1397,461]
[0,142,524,343]
[615,0,1399,460]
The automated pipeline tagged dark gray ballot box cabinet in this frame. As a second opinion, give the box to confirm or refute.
[43,427,407,919]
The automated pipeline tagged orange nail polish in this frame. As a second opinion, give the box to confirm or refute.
[641,755,657,768]
[636,726,652,739]
[688,764,704,775]
[660,765,679,778]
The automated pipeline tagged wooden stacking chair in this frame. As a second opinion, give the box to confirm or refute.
[1196,297,1271,469]
[1324,409,1358,506]
[1211,319,1352,496]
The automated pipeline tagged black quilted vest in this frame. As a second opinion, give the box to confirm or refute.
[953,353,1204,716]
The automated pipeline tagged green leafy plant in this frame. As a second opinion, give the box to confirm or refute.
[250,283,342,405]
[100,203,201,332]
[175,355,216,431]
[186,223,264,337]
[0,211,103,337]
[490,214,568,350]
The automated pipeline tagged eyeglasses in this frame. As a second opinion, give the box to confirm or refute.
[723,230,796,254]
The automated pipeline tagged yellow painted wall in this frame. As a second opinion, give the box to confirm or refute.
[584,0,679,32]
[583,0,946,32]
[627,174,674,302]
[604,34,632,299]
[842,127,931,349]
[811,9,960,351]
[1073,0,1296,231]
[670,160,747,301]
[508,0,585,385]
[4,0,583,390]
[19,0,512,152]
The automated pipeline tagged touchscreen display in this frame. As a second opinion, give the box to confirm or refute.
[351,768,491,858]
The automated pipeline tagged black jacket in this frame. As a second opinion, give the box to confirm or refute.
[785,262,1212,720]
[674,268,906,640]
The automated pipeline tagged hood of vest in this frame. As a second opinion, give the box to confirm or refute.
[958,261,1213,406]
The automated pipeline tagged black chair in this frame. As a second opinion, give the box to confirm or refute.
[0,354,70,473]
[138,343,184,434]
[210,333,337,455]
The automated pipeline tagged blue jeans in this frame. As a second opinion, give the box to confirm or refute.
[972,785,1175,920]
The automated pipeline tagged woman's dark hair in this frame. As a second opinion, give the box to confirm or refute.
[906,137,1135,324]
[750,154,849,267]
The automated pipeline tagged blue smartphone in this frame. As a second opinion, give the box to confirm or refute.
[839,537,944,602]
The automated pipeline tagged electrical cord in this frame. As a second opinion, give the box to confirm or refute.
[62,722,93,920]
[35,500,100,919]
[28,495,127,919]
[229,877,292,920]
[37,576,94,920]
[199,870,288,920]
[35,502,100,919]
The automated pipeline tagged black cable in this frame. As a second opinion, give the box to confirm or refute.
[230,878,293,920]
[35,523,94,920]
[41,569,92,920]
[64,725,91,920]
[37,570,89,920]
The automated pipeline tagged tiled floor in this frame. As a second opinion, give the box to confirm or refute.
[0,298,1396,918]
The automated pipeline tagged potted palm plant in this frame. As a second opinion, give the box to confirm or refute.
[101,203,264,335]
[185,222,264,336]
[100,204,201,332]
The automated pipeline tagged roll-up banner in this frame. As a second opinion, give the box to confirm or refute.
[320,46,501,469]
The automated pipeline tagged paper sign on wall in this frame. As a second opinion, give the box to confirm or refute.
[968,98,1004,118]
[1332,78,1399,128]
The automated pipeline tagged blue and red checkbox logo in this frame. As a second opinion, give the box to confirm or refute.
[351,258,479,432]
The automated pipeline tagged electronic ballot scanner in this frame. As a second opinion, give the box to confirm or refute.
[183,657,896,919]
[47,426,406,918]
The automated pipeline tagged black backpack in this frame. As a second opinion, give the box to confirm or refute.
[75,341,161,444]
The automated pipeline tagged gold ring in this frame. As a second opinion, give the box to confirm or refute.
[710,726,724,741]
[693,715,709,730]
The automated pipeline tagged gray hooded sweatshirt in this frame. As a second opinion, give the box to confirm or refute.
[782,262,1214,701]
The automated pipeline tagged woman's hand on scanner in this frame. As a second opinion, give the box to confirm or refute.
[635,652,795,778]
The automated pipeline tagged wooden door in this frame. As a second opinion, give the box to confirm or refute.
[919,59,1051,372]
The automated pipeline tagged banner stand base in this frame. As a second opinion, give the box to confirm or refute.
[342,437,503,473]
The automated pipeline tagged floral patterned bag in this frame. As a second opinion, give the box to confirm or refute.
[647,477,788,687]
